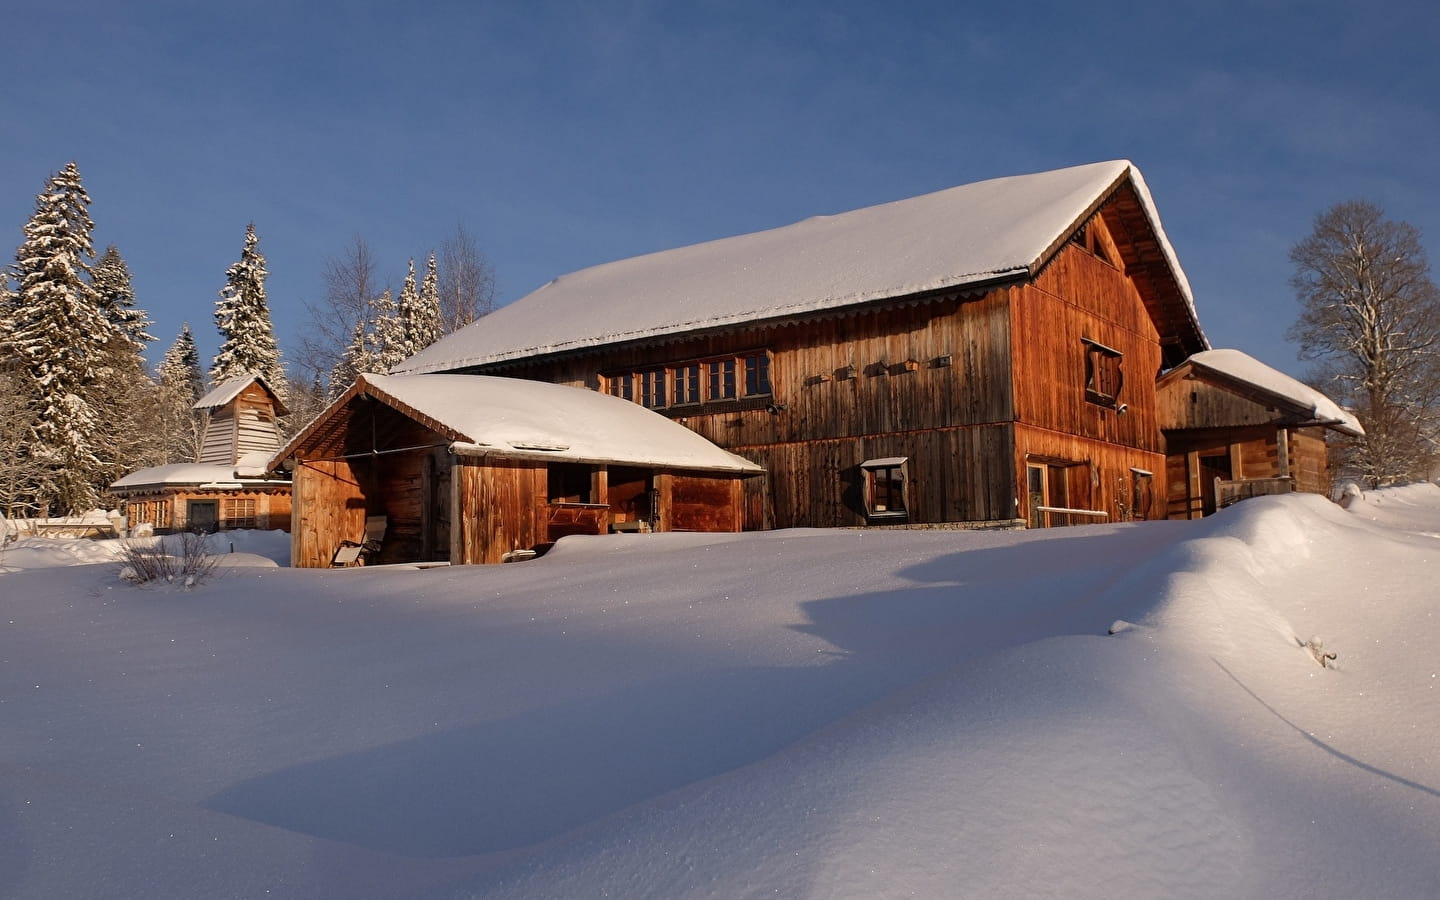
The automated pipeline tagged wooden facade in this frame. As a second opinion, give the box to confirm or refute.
[196,377,288,465]
[1156,354,1359,518]
[450,184,1199,531]
[112,374,293,534]
[121,487,292,533]
[276,375,758,567]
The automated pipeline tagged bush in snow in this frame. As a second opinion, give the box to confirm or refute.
[118,531,217,588]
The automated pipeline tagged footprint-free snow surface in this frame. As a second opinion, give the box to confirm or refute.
[3,487,1438,898]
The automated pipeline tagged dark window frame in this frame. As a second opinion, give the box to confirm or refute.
[860,457,909,519]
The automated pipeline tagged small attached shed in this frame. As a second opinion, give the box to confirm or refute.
[111,374,292,533]
[1157,349,1363,518]
[272,373,765,567]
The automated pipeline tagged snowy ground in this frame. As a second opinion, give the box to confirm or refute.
[2,486,1438,899]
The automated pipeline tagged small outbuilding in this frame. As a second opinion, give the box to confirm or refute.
[111,374,292,533]
[271,374,765,567]
[1156,349,1363,518]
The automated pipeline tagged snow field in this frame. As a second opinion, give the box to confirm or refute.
[1,486,1437,897]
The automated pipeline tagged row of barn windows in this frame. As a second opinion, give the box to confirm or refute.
[606,352,771,410]
[124,498,256,531]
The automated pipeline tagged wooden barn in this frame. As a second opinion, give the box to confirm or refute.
[271,373,763,567]
[111,374,292,533]
[1157,349,1363,518]
[394,160,1209,530]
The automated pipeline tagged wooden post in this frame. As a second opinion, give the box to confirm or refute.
[1275,427,1291,479]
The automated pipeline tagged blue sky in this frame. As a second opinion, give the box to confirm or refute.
[3,0,1436,380]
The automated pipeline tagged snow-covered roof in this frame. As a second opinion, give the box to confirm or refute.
[194,373,287,414]
[110,458,290,492]
[395,160,1205,375]
[1176,349,1364,436]
[274,374,764,474]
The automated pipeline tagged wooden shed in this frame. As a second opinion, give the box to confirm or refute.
[393,160,1208,530]
[111,374,292,533]
[1157,349,1363,518]
[271,373,764,567]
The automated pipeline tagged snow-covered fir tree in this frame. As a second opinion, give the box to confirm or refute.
[416,252,444,349]
[2,162,112,513]
[90,242,165,477]
[156,324,206,462]
[92,245,154,351]
[330,315,380,398]
[211,223,285,391]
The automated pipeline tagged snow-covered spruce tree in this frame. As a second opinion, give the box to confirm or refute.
[416,252,444,349]
[90,243,165,479]
[1289,201,1440,485]
[156,324,206,462]
[2,162,112,514]
[0,372,47,518]
[92,245,154,351]
[211,223,285,391]
[330,316,379,399]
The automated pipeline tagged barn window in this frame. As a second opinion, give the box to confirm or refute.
[861,457,909,519]
[744,353,771,396]
[610,372,635,402]
[224,498,257,529]
[640,369,667,409]
[707,358,737,400]
[1082,339,1124,407]
[675,363,701,405]
[603,350,773,410]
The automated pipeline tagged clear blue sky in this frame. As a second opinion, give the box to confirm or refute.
[3,0,1436,380]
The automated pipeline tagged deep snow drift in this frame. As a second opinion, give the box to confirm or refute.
[2,486,1438,898]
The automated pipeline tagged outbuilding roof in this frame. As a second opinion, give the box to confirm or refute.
[1161,349,1364,436]
[272,374,765,474]
[110,451,289,492]
[194,373,289,416]
[396,159,1206,375]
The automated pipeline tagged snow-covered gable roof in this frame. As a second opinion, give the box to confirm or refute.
[273,374,764,474]
[111,454,290,492]
[396,160,1204,375]
[1171,349,1364,436]
[195,373,288,415]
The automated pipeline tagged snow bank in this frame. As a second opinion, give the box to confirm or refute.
[2,492,1437,898]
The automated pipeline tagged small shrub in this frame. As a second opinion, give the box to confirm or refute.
[119,531,218,588]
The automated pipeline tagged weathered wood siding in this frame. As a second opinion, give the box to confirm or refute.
[453,459,545,565]
[1012,241,1164,454]
[667,475,744,532]
[198,382,284,465]
[1013,423,1166,523]
[291,458,367,567]
[1156,374,1289,432]
[1289,428,1331,495]
[488,292,1016,529]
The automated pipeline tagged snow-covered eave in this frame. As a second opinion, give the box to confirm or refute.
[448,442,764,475]
[1162,355,1365,437]
[110,475,291,494]
[398,269,1032,375]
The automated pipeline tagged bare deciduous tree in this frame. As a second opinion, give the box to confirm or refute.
[299,235,381,389]
[1288,200,1440,485]
[437,224,496,333]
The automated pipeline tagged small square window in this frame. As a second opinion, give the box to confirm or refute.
[861,457,909,518]
[1083,339,1123,407]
